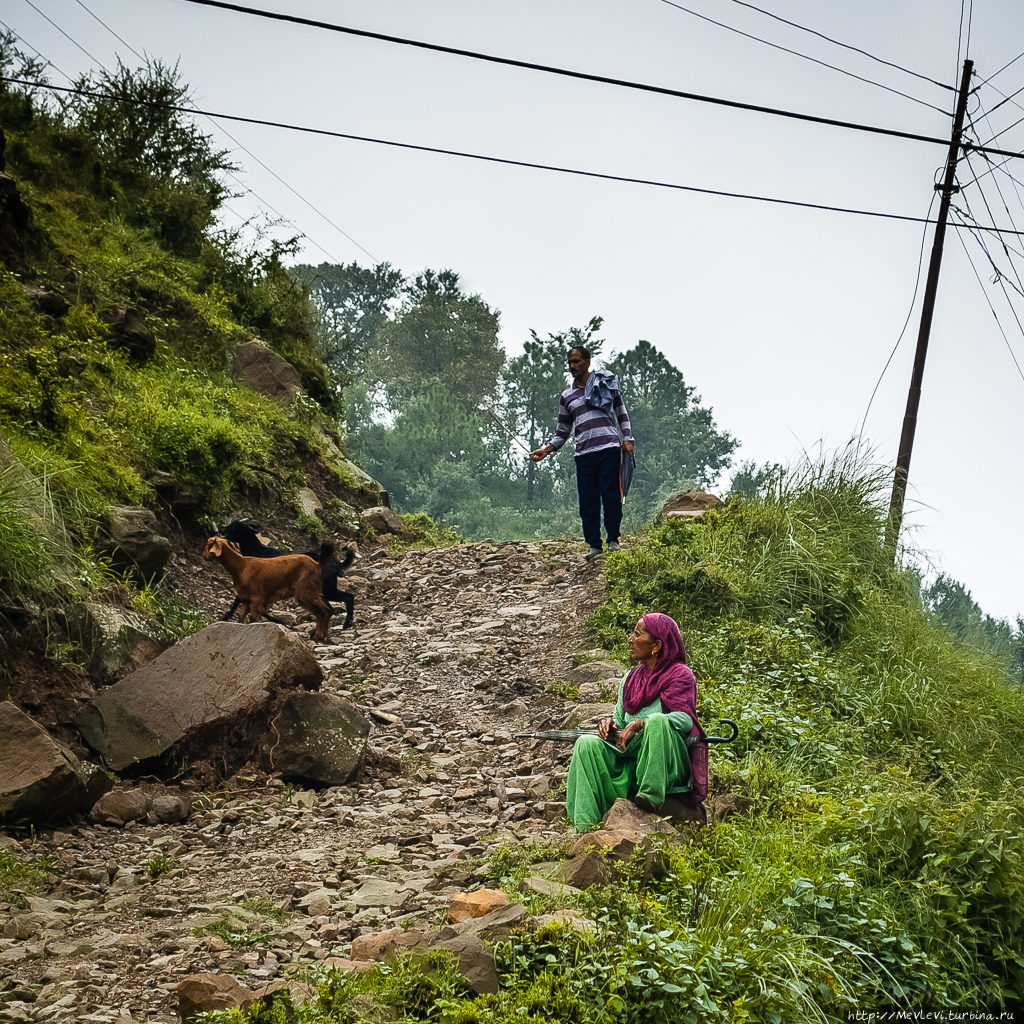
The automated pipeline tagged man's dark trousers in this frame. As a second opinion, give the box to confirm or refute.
[575,447,622,550]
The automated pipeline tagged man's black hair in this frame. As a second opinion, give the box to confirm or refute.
[568,345,591,362]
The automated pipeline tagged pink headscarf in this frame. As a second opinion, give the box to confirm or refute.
[621,613,695,716]
[622,612,707,805]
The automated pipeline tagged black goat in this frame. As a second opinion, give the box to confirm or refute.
[218,519,357,629]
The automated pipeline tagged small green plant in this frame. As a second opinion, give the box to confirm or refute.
[295,510,328,543]
[145,854,174,878]
[0,845,53,907]
[241,896,285,921]
[487,837,574,886]
[207,920,273,947]
[384,511,461,554]
[545,679,581,700]
[281,783,296,805]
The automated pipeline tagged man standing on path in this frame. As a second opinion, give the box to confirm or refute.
[530,346,635,560]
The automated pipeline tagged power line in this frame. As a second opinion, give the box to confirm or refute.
[33,0,379,265]
[19,0,104,71]
[656,0,947,114]
[962,154,1024,302]
[984,48,1024,86]
[953,209,1024,383]
[7,74,1024,237]
[70,0,145,62]
[207,117,379,264]
[983,80,1024,118]
[0,17,73,83]
[723,0,952,91]
[171,0,969,152]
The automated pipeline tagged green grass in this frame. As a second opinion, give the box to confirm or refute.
[0,845,55,907]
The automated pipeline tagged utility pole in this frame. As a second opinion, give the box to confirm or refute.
[884,58,974,566]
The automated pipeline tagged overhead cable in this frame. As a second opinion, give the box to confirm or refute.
[984,48,1024,86]
[19,0,105,70]
[0,18,73,82]
[6,74,1024,236]
[656,0,947,114]
[983,80,1024,118]
[70,0,145,62]
[37,0,379,264]
[953,209,1024,383]
[170,0,968,150]
[725,0,952,90]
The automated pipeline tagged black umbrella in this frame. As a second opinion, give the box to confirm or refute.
[620,448,636,499]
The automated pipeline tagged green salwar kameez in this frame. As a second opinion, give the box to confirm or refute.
[565,678,694,831]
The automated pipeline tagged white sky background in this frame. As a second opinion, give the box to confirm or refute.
[4,0,1023,622]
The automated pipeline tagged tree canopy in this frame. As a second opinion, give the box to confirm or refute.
[299,260,738,536]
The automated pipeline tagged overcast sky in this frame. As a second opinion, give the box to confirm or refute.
[5,0,1023,622]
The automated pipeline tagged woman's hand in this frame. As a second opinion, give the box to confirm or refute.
[616,719,645,751]
[597,717,615,740]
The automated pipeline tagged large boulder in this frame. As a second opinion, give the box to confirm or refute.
[76,622,322,771]
[66,600,171,677]
[89,786,190,826]
[259,691,369,786]
[95,506,171,582]
[176,974,248,1022]
[350,926,498,995]
[230,340,301,403]
[361,506,403,536]
[0,703,112,823]
[657,490,725,522]
[448,888,510,923]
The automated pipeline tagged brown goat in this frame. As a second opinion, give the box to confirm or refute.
[203,536,333,641]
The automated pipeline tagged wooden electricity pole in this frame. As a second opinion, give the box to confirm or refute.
[885,58,974,565]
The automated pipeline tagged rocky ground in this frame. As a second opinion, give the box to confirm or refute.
[0,538,622,1023]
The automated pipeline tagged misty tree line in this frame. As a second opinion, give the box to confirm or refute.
[291,261,738,539]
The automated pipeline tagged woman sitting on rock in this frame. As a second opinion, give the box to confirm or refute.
[566,612,706,831]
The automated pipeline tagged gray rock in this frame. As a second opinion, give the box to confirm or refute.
[76,621,322,771]
[657,489,725,522]
[565,661,624,686]
[89,788,151,825]
[260,692,369,786]
[21,283,69,318]
[361,506,403,536]
[66,601,170,677]
[559,702,616,729]
[230,340,301,403]
[95,507,171,582]
[296,488,322,517]
[0,703,112,824]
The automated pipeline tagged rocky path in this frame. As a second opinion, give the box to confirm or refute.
[0,540,619,1023]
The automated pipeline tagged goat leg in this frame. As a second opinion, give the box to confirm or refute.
[340,592,354,629]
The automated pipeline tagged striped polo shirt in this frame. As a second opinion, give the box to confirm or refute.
[547,383,633,457]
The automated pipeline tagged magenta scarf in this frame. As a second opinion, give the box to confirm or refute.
[621,613,696,716]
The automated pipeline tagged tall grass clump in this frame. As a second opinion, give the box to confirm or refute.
[584,446,1024,1011]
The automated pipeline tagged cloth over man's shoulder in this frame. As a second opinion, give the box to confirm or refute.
[583,368,621,413]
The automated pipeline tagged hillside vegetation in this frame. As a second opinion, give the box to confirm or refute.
[0,44,365,625]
